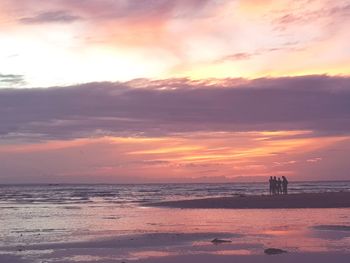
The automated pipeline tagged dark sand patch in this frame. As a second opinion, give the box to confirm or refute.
[3,232,240,252]
[147,192,350,209]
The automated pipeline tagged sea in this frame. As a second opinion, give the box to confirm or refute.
[1,181,350,262]
[1,181,349,207]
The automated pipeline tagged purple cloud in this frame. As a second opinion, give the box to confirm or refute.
[1,75,350,141]
[0,73,25,87]
[11,0,216,22]
[273,1,350,31]
[68,0,215,19]
[20,10,81,24]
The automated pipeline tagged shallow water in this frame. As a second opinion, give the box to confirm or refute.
[1,181,350,206]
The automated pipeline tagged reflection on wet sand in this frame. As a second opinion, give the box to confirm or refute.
[1,204,350,262]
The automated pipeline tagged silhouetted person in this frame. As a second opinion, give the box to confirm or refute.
[282,176,288,194]
[277,178,282,195]
[272,176,277,195]
[269,176,273,195]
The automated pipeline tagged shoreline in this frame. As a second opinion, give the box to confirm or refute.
[147,192,350,209]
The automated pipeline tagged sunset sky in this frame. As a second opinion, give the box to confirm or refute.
[1,0,350,183]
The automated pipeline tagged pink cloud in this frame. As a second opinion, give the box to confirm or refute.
[307,157,322,163]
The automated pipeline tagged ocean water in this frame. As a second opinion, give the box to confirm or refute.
[0,182,350,262]
[1,181,349,206]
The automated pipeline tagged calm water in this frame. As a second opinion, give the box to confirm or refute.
[1,181,349,206]
[0,182,349,262]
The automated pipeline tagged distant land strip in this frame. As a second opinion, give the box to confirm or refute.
[147,192,350,209]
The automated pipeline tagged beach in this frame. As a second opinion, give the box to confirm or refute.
[1,184,350,263]
[148,192,350,209]
[2,214,350,263]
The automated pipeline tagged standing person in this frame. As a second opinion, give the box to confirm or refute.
[269,176,273,195]
[277,178,282,195]
[282,176,288,194]
[273,176,277,195]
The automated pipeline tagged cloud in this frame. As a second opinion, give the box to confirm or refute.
[218,52,254,62]
[1,75,350,142]
[273,1,350,31]
[0,73,25,87]
[65,0,216,20]
[216,42,304,63]
[11,0,216,23]
[19,10,81,24]
[2,0,350,87]
[307,157,322,163]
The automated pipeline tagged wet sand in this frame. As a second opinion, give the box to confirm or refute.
[2,230,350,263]
[2,252,350,263]
[148,192,350,209]
[2,208,350,262]
[135,253,350,263]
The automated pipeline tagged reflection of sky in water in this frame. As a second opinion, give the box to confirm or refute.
[0,185,350,262]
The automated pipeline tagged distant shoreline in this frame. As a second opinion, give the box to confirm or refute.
[147,192,350,209]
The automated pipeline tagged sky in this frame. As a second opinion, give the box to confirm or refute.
[0,0,350,183]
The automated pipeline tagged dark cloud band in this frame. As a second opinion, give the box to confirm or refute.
[0,73,25,87]
[20,10,81,24]
[1,75,350,141]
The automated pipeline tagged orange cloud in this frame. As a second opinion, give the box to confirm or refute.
[0,131,349,182]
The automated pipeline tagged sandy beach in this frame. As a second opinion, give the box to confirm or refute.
[148,192,350,209]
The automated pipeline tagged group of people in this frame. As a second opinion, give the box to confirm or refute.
[269,176,288,195]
